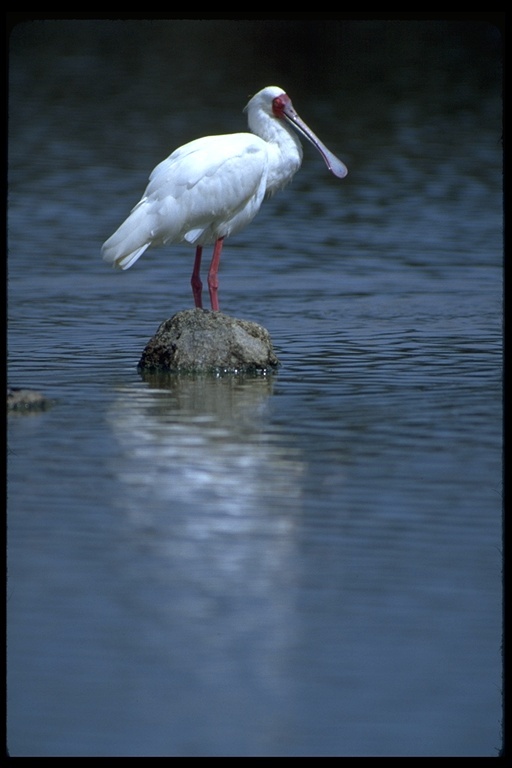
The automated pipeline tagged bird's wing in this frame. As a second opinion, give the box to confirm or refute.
[102,133,271,268]
[141,133,270,242]
[146,133,264,198]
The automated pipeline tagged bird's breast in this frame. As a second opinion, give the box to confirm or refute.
[263,137,303,197]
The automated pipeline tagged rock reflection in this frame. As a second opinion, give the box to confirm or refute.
[108,373,304,523]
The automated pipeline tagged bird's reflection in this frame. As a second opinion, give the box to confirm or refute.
[108,373,304,524]
[106,374,305,708]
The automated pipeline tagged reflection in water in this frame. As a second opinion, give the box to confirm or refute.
[106,374,306,725]
[108,373,304,520]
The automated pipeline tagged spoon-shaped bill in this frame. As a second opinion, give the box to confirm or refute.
[283,103,348,179]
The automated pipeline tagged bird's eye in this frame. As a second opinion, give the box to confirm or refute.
[272,96,286,117]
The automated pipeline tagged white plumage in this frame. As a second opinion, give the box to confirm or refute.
[102,85,347,310]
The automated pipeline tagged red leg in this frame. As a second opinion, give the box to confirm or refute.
[191,246,203,308]
[208,237,225,311]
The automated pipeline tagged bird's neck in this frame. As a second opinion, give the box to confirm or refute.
[263,121,304,194]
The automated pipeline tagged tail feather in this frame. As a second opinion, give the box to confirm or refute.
[108,244,151,270]
[102,200,156,270]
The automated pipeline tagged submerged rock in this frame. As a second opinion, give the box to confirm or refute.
[138,308,280,374]
[7,387,53,412]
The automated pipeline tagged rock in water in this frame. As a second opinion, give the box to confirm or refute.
[138,309,280,374]
[7,387,53,412]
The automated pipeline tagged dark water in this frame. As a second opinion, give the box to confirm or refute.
[7,20,502,756]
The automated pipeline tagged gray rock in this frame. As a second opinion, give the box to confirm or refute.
[138,309,280,374]
[7,387,53,412]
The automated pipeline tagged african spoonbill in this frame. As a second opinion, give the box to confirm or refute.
[102,85,348,311]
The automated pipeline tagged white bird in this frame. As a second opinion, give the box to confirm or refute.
[102,85,348,311]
